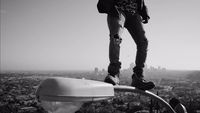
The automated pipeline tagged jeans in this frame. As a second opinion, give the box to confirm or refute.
[107,11,148,76]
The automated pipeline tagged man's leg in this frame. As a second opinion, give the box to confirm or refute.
[125,14,147,76]
[104,13,125,85]
[125,14,155,90]
[108,34,122,76]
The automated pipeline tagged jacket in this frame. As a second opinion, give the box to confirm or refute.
[97,0,149,19]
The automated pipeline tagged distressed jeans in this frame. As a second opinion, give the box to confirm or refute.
[107,12,148,76]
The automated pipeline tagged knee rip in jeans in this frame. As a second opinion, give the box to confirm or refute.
[110,34,122,45]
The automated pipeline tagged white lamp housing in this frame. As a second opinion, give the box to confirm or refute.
[36,77,114,113]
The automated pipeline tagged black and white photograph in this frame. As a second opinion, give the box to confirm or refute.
[1,0,200,113]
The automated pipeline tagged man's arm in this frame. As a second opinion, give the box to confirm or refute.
[139,0,150,24]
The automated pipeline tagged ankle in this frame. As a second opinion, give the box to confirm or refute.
[132,73,144,79]
[133,67,144,78]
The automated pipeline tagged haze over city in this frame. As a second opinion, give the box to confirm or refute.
[1,0,200,71]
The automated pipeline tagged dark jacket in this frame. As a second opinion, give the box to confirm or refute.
[97,0,149,19]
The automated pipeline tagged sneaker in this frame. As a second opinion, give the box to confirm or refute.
[131,74,155,90]
[104,74,120,85]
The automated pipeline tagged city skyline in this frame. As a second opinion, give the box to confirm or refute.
[1,0,200,71]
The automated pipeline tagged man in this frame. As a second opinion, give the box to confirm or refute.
[97,0,155,90]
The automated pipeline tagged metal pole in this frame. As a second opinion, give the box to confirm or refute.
[114,85,176,113]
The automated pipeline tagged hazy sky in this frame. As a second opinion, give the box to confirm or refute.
[1,0,200,71]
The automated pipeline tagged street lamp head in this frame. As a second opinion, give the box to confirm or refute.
[36,77,114,113]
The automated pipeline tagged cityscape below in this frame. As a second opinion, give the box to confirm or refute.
[0,65,200,113]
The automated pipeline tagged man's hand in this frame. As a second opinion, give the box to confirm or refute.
[142,15,150,24]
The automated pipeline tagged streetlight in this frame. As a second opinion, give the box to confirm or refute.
[36,77,176,113]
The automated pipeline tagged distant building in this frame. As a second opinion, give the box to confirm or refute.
[94,67,98,73]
